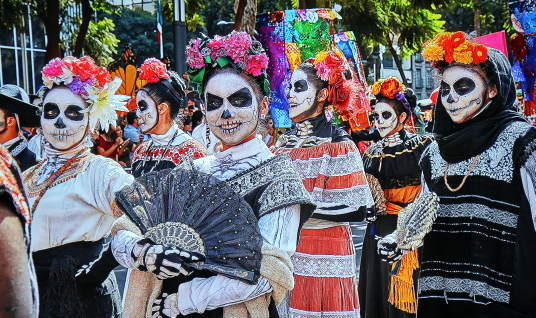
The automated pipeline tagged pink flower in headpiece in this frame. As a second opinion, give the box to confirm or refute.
[246,53,269,77]
[223,31,251,64]
[42,58,65,77]
[186,39,205,70]
[138,58,169,83]
[71,56,99,82]
[207,35,225,61]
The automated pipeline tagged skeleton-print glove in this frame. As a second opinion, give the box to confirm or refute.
[133,239,204,279]
[152,293,180,318]
[365,207,377,223]
[377,233,404,264]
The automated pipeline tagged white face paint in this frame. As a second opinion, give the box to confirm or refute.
[204,70,260,147]
[440,66,487,124]
[287,69,318,121]
[373,102,399,138]
[136,90,159,133]
[41,87,88,150]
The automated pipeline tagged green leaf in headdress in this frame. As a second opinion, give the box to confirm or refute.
[263,78,271,96]
[216,56,231,68]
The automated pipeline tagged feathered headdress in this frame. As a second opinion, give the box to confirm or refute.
[422,32,489,69]
[41,56,129,132]
[186,31,270,95]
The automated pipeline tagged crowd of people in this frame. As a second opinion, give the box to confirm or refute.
[0,29,534,318]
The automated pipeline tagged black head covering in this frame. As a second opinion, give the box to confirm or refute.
[0,85,40,127]
[433,48,526,163]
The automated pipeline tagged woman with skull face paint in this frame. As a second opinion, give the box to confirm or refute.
[378,32,536,317]
[21,56,134,318]
[273,50,374,318]
[359,77,433,317]
[111,32,314,318]
[130,58,209,177]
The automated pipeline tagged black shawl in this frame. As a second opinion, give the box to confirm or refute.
[433,49,526,163]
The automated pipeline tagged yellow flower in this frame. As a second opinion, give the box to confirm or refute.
[371,81,382,96]
[314,51,329,65]
[453,43,474,64]
[422,44,445,61]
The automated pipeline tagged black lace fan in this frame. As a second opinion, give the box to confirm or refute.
[115,161,263,283]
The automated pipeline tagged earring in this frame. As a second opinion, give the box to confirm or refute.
[261,114,266,119]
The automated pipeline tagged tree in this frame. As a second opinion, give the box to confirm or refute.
[0,0,119,62]
[437,0,510,36]
[339,0,445,85]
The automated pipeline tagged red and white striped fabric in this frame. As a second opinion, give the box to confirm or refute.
[274,140,372,317]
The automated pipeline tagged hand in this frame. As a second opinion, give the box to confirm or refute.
[135,239,204,279]
[365,207,377,223]
[152,293,179,318]
[377,233,403,264]
[115,137,123,145]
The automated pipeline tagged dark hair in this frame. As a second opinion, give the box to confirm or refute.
[201,66,267,104]
[375,88,417,122]
[296,62,328,93]
[140,70,187,119]
[182,117,192,126]
[191,110,204,131]
[127,111,137,125]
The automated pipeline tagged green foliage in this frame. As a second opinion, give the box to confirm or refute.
[83,17,120,65]
[0,0,26,31]
[438,0,511,36]
[162,0,206,32]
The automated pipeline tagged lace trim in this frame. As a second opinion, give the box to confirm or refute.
[289,308,360,318]
[10,138,28,157]
[311,185,374,209]
[438,203,518,228]
[426,122,531,182]
[418,276,510,304]
[292,150,365,179]
[292,252,356,278]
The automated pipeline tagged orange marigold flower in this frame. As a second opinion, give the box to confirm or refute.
[453,43,474,64]
[381,77,403,99]
[451,32,466,49]
[422,44,445,61]
[371,82,382,95]
[472,44,488,64]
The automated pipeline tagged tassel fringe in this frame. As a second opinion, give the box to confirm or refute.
[388,249,419,314]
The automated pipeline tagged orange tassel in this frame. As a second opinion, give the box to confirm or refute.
[388,249,419,314]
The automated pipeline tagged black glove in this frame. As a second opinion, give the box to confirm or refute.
[152,292,179,318]
[135,239,204,280]
[365,207,377,223]
[377,233,404,264]
[75,243,119,286]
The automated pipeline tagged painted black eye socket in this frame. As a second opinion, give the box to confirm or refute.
[228,88,252,108]
[382,111,393,120]
[206,93,224,111]
[64,105,84,121]
[453,77,476,96]
[440,81,451,97]
[293,79,309,93]
[43,103,60,119]
[138,100,149,112]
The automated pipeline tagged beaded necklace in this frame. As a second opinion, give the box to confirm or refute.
[25,149,87,212]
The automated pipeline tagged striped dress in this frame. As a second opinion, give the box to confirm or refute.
[274,114,374,318]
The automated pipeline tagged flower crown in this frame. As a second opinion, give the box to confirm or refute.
[371,77,411,113]
[186,31,270,95]
[138,58,169,83]
[422,32,488,68]
[306,49,361,119]
[41,56,129,132]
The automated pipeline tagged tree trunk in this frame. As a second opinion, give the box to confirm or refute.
[42,0,62,61]
[73,0,92,57]
[305,0,317,8]
[388,43,408,86]
[474,9,481,36]
[299,0,307,9]
[234,0,246,31]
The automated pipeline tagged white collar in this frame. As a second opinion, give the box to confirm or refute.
[3,136,21,148]
[150,124,189,146]
[214,137,269,163]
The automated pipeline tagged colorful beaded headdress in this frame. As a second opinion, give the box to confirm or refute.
[41,56,129,132]
[422,32,489,69]
[371,77,412,114]
[186,31,270,95]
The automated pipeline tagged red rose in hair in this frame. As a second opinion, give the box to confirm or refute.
[94,66,111,87]
[72,56,98,82]
[380,77,402,99]
[451,32,466,49]
[472,44,488,65]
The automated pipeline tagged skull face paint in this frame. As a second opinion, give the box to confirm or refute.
[373,102,399,138]
[287,69,319,122]
[136,89,159,133]
[204,70,260,147]
[41,86,88,150]
[440,66,487,124]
